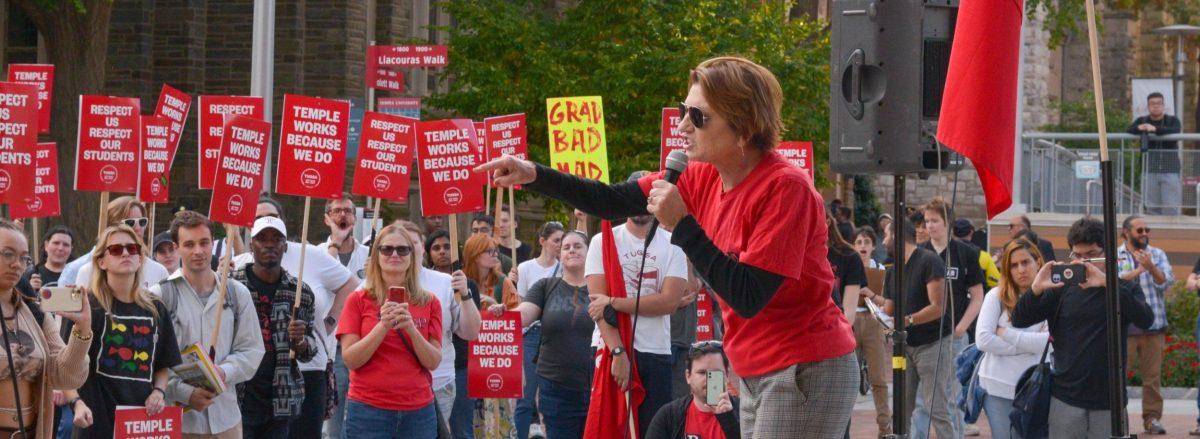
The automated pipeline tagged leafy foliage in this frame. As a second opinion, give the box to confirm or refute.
[1030,0,1200,48]
[427,0,831,215]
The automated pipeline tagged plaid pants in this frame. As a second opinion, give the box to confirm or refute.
[738,352,859,438]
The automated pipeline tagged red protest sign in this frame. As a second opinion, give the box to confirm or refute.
[696,288,715,342]
[368,44,449,68]
[0,82,39,205]
[468,311,523,399]
[660,107,686,171]
[7,64,53,134]
[275,94,350,199]
[154,84,191,166]
[75,95,141,193]
[113,405,182,439]
[351,112,416,201]
[197,96,264,189]
[417,119,485,216]
[473,121,487,165]
[138,116,173,204]
[210,116,271,227]
[483,114,527,189]
[777,141,815,177]
[9,143,58,219]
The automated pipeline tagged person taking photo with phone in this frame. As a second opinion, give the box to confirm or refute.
[1011,217,1154,438]
[645,341,740,439]
[337,223,442,439]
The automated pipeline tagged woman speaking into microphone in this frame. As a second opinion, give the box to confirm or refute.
[476,56,857,438]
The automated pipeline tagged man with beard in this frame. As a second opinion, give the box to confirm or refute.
[1007,215,1057,262]
[1117,215,1174,435]
[231,216,317,439]
[585,171,690,438]
[319,195,369,278]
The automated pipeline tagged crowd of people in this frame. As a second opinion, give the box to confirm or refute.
[0,55,1191,439]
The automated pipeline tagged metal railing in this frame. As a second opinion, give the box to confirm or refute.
[1021,132,1200,216]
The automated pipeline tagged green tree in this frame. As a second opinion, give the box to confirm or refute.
[428,0,830,214]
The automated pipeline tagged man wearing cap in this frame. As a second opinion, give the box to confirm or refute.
[153,231,181,274]
[152,211,265,438]
[230,216,317,439]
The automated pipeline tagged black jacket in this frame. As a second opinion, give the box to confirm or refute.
[646,395,741,439]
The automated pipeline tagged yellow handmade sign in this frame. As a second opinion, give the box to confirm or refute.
[546,96,608,183]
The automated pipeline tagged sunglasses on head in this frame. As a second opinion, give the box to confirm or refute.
[105,243,141,257]
[377,245,412,257]
[123,218,149,228]
[689,340,723,355]
[678,102,710,129]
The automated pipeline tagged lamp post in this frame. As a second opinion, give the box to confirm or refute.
[1151,24,1200,120]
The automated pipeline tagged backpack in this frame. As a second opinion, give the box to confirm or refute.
[158,277,240,347]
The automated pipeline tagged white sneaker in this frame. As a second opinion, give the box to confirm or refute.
[529,423,546,439]
[964,423,981,436]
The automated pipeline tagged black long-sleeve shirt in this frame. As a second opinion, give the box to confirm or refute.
[1010,279,1153,410]
[1126,115,1182,172]
[524,164,785,318]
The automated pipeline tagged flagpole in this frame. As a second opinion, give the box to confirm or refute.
[1082,0,1129,437]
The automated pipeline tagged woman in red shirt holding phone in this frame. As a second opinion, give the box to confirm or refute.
[338,224,443,439]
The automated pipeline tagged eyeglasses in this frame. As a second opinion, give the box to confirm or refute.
[326,207,354,216]
[377,245,412,257]
[123,217,149,228]
[1132,227,1151,234]
[678,102,710,129]
[0,249,28,268]
[1068,250,1104,260]
[105,243,142,257]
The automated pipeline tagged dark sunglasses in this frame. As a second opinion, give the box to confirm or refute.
[1132,227,1151,234]
[105,243,142,257]
[377,245,413,257]
[678,102,710,129]
[123,217,149,228]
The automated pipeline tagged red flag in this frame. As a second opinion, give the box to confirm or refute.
[935,0,1023,219]
[583,220,646,439]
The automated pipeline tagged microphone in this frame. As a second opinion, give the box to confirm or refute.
[646,150,689,244]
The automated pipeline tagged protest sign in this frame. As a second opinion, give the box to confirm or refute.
[0,82,38,206]
[197,96,264,189]
[352,111,416,202]
[209,116,271,227]
[660,107,686,171]
[6,64,53,134]
[154,84,191,165]
[377,97,420,119]
[9,143,59,219]
[138,116,173,204]
[275,94,350,199]
[777,141,815,177]
[113,406,182,439]
[417,119,485,216]
[546,96,608,183]
[696,288,715,342]
[473,121,487,165]
[484,113,528,162]
[468,311,523,399]
[75,95,140,193]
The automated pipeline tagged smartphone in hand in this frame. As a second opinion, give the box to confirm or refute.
[40,287,83,313]
[705,370,725,406]
[388,286,409,304]
[1051,264,1086,286]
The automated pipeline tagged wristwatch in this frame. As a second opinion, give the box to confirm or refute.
[611,346,625,357]
[905,315,915,326]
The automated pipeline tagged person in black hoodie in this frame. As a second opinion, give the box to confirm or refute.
[1011,216,1153,438]
[647,341,740,439]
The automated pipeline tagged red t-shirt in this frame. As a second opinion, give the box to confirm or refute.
[337,289,444,410]
[639,151,856,377]
[684,401,726,439]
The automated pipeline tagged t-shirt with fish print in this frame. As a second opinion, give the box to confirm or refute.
[67,296,182,439]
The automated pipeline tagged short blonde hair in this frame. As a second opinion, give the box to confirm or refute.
[106,196,146,228]
[689,57,784,151]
